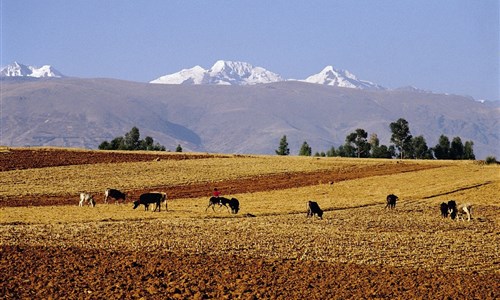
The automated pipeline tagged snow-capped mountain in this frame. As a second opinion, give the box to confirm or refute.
[1,62,64,78]
[302,66,384,90]
[151,60,384,90]
[150,60,283,85]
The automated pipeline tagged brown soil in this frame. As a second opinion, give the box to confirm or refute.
[2,245,498,299]
[0,148,440,207]
[4,148,496,299]
[0,148,223,172]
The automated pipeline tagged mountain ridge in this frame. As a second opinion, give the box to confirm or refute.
[1,77,498,159]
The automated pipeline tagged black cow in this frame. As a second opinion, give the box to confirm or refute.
[133,192,167,212]
[307,201,323,219]
[447,200,457,220]
[385,194,398,209]
[104,188,126,204]
[228,198,240,214]
[440,202,449,218]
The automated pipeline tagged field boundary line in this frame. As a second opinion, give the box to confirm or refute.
[422,181,494,199]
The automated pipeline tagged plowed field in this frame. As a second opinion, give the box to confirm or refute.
[1,148,499,299]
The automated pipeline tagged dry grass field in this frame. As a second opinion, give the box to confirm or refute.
[1,147,499,299]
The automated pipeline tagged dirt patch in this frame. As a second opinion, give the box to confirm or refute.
[0,148,225,172]
[2,245,498,299]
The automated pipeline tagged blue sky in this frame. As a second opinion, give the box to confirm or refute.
[2,0,499,101]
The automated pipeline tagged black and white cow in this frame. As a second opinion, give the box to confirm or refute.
[133,192,167,212]
[307,201,323,219]
[206,196,223,212]
[104,188,126,204]
[79,193,96,207]
[385,194,398,209]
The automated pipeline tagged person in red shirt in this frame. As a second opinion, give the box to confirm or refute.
[213,188,221,198]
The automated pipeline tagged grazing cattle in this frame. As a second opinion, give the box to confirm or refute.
[447,200,458,220]
[79,193,96,207]
[228,198,240,214]
[307,201,323,219]
[385,194,398,209]
[133,192,167,212]
[440,202,449,218]
[104,188,126,204]
[206,196,228,212]
[457,203,472,221]
[208,197,240,214]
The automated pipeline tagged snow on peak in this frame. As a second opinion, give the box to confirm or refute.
[150,60,284,85]
[303,65,384,90]
[0,62,64,78]
[150,61,384,89]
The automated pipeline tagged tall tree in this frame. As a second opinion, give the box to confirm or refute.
[275,135,290,156]
[124,126,141,150]
[175,144,183,152]
[450,136,464,159]
[463,141,475,160]
[369,133,393,159]
[345,128,371,158]
[298,141,312,156]
[433,135,450,159]
[390,118,413,159]
[412,135,431,159]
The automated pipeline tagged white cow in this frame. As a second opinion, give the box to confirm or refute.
[79,193,96,207]
[457,203,472,221]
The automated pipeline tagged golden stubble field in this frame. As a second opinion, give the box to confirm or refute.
[1,147,499,299]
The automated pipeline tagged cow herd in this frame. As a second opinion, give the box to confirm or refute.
[78,188,240,214]
[306,195,473,221]
[79,189,473,221]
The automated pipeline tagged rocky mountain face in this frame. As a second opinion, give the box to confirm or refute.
[1,77,498,159]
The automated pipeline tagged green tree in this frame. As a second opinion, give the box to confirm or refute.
[298,141,312,156]
[338,143,356,157]
[412,135,431,159]
[390,118,413,159]
[450,136,464,159]
[141,136,155,150]
[433,135,450,159]
[346,128,371,158]
[275,135,290,156]
[326,146,336,157]
[124,126,141,150]
[110,136,126,150]
[99,127,166,151]
[175,144,183,152]
[463,141,475,160]
[98,141,111,150]
[368,133,389,158]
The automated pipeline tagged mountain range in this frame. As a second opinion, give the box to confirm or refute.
[1,74,498,159]
[150,60,385,89]
[2,60,385,90]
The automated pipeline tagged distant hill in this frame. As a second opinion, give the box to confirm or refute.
[1,77,498,159]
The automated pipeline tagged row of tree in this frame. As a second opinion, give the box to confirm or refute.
[277,118,475,160]
[98,127,173,151]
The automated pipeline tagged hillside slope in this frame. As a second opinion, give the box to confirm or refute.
[1,78,498,158]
